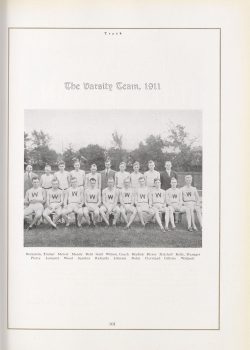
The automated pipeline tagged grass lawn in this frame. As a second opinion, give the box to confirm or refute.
[24,219,202,248]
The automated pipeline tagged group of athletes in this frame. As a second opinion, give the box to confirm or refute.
[24,159,202,233]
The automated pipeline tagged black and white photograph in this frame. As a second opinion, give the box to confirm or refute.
[24,109,202,247]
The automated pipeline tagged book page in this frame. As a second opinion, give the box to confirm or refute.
[3,1,249,349]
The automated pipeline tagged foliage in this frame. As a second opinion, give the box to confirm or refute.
[24,124,202,172]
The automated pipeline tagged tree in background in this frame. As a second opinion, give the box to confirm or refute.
[24,124,202,172]
[78,144,105,170]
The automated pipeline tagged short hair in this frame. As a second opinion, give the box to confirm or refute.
[58,161,65,166]
[154,178,161,183]
[105,159,111,163]
[74,160,80,165]
[119,162,126,167]
[90,177,96,182]
[185,174,192,179]
[171,177,177,182]
[148,160,155,165]
[91,163,97,167]
[45,164,51,169]
[32,176,39,182]
[133,161,140,167]
[165,160,172,165]
[26,164,32,170]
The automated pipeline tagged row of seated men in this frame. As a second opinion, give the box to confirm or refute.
[24,169,202,233]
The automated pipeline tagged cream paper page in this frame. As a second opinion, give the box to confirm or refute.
[3,1,249,350]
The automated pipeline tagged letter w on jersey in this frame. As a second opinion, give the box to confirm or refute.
[172,194,177,199]
[124,193,130,197]
[108,194,114,200]
[155,193,162,198]
[89,194,96,199]
[140,194,146,199]
[72,191,78,197]
[32,192,38,197]
[51,194,59,200]
[186,192,192,197]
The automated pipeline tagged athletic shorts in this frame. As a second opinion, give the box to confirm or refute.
[136,203,154,214]
[24,203,44,216]
[44,203,62,215]
[85,204,100,212]
[152,204,166,212]
[121,204,136,213]
[65,203,82,213]
[100,205,120,214]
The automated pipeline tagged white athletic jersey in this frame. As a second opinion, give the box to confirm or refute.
[85,188,100,204]
[115,171,130,189]
[40,173,54,189]
[85,172,101,189]
[144,170,160,188]
[136,187,150,204]
[130,172,143,189]
[102,187,119,205]
[181,186,198,202]
[47,189,63,204]
[120,188,134,204]
[70,169,85,187]
[55,171,70,190]
[166,188,182,204]
[151,189,166,205]
[26,187,44,203]
[66,187,83,204]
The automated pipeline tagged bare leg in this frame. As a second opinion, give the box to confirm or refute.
[100,207,109,226]
[120,207,129,225]
[127,208,137,228]
[137,208,145,226]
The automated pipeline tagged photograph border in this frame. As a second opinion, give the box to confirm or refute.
[7,27,221,331]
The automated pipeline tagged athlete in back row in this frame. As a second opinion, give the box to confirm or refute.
[24,176,46,230]
[43,178,63,229]
[83,177,101,226]
[144,160,160,190]
[100,177,120,226]
[70,160,85,188]
[40,164,54,193]
[54,160,70,191]
[181,175,202,231]
[85,163,101,190]
[62,177,84,227]
[119,177,137,229]
[115,162,130,189]
[130,161,143,189]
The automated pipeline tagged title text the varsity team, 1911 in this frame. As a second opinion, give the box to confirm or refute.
[64,81,161,91]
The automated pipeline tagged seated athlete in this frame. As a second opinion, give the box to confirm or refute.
[149,178,167,232]
[100,178,120,226]
[43,178,63,228]
[166,177,192,231]
[83,177,101,226]
[62,177,84,227]
[119,177,137,229]
[181,175,202,231]
[135,176,154,227]
[24,176,46,230]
